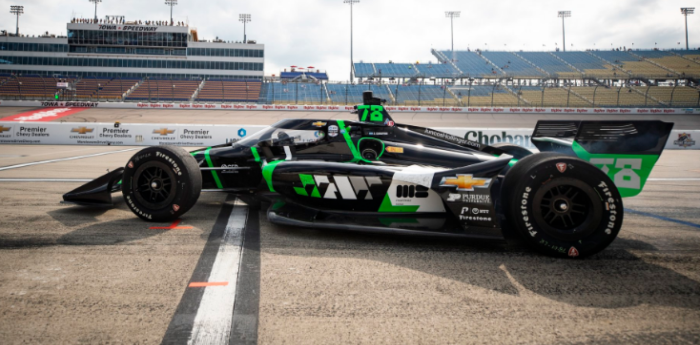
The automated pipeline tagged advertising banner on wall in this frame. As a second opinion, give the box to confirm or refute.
[0,122,696,150]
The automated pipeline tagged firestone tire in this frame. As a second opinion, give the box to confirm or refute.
[121,145,201,222]
[501,152,623,258]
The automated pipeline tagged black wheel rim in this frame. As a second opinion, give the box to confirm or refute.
[532,178,602,241]
[133,161,177,210]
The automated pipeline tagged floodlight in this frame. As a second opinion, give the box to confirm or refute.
[445,11,461,58]
[88,0,101,21]
[344,0,360,82]
[558,11,571,51]
[681,7,695,50]
[240,14,251,43]
[10,5,23,36]
[165,0,177,25]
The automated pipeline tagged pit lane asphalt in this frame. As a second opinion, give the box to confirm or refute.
[0,112,699,344]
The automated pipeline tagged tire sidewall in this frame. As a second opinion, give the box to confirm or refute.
[122,146,195,221]
[508,155,624,258]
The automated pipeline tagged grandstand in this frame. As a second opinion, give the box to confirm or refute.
[517,52,579,77]
[353,63,376,78]
[126,79,202,102]
[196,79,262,102]
[326,84,393,105]
[448,84,520,106]
[0,75,76,100]
[416,63,460,78]
[264,82,328,104]
[373,63,418,78]
[481,52,546,78]
[636,51,700,77]
[589,51,673,78]
[391,85,458,106]
[437,51,498,77]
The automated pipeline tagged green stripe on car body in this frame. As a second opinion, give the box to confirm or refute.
[250,147,261,162]
[204,147,223,189]
[262,160,284,192]
[572,141,659,198]
[336,120,363,163]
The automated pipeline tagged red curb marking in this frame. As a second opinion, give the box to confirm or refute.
[188,282,229,287]
[0,107,89,122]
[149,219,193,230]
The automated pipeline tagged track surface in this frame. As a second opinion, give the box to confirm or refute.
[0,110,699,344]
[1,106,699,128]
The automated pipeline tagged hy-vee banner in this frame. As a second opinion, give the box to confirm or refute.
[0,122,696,150]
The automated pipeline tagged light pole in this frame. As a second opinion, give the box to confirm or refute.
[681,7,695,50]
[89,0,101,22]
[9,5,23,36]
[558,11,571,52]
[239,14,251,43]
[165,0,177,25]
[445,11,460,59]
[344,0,359,83]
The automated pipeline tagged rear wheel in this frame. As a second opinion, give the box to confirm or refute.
[122,146,201,222]
[501,153,623,258]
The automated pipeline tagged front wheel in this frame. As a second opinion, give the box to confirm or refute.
[501,153,623,258]
[122,145,202,222]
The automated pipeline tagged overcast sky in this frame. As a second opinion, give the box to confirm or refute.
[0,0,698,81]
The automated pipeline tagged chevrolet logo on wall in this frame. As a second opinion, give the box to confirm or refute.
[439,174,491,191]
[0,125,11,133]
[153,128,175,136]
[71,127,94,135]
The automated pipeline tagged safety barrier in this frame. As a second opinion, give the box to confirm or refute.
[0,100,699,115]
[0,122,696,150]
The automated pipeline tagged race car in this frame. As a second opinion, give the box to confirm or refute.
[64,91,674,258]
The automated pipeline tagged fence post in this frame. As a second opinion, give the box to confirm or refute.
[540,85,545,107]
[418,82,422,107]
[669,84,677,107]
[491,83,497,107]
[593,85,599,107]
[644,85,650,107]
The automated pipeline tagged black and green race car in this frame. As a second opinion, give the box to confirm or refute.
[64,91,674,258]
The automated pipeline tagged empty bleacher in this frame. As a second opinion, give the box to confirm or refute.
[635,51,700,77]
[439,51,498,78]
[373,63,418,78]
[590,51,673,78]
[196,79,261,102]
[448,85,520,106]
[326,84,392,105]
[390,85,458,106]
[481,52,546,78]
[353,63,376,78]
[552,52,620,78]
[0,75,77,99]
[265,82,327,104]
[516,86,591,107]
[415,63,459,78]
[632,86,699,107]
[126,78,201,102]
[518,52,579,77]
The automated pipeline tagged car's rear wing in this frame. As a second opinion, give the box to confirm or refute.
[531,120,674,197]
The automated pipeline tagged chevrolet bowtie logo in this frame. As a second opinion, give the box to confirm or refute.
[0,125,10,133]
[153,128,175,136]
[439,174,491,192]
[71,127,94,135]
[312,121,327,127]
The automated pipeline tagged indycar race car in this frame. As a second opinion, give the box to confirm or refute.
[64,91,674,258]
